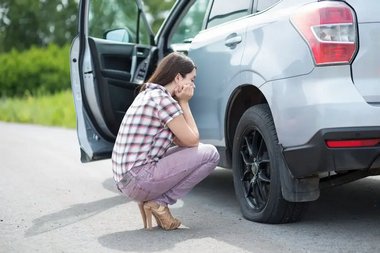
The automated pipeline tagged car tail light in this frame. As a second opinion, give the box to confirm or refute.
[291,2,358,65]
[326,139,380,148]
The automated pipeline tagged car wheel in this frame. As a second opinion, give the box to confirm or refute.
[232,104,306,223]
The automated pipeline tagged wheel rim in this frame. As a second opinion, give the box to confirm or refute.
[239,128,271,211]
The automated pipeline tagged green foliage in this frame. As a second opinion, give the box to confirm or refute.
[0,44,70,97]
[143,0,176,33]
[0,0,78,52]
[0,90,76,128]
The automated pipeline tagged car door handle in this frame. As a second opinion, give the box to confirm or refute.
[225,33,242,48]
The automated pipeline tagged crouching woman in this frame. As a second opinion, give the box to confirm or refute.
[112,52,220,230]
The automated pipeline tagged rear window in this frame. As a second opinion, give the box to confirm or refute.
[256,0,280,12]
[207,0,251,28]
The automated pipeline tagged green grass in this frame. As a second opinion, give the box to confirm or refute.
[0,90,76,128]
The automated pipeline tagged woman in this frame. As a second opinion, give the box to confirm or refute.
[112,52,220,230]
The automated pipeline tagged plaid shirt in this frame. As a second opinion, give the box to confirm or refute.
[112,83,183,182]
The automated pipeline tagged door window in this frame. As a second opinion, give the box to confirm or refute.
[207,0,251,28]
[88,0,150,44]
[170,0,211,44]
[256,0,280,12]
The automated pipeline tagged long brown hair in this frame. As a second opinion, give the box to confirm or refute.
[140,52,196,92]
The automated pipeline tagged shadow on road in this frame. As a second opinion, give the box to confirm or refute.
[304,177,380,223]
[98,168,251,252]
[25,179,127,237]
[25,196,127,237]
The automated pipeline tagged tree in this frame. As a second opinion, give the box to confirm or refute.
[0,0,78,52]
[143,0,175,33]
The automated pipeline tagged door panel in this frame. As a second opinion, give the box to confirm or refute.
[87,37,140,136]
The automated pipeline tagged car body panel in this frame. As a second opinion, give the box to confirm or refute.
[351,23,380,103]
[188,14,249,145]
[241,5,315,82]
[263,65,380,147]
[344,0,379,23]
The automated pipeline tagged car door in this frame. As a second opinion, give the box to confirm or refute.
[70,0,156,162]
[187,0,252,146]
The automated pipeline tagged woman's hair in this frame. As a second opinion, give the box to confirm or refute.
[140,52,196,92]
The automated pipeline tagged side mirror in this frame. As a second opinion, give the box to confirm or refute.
[104,28,133,43]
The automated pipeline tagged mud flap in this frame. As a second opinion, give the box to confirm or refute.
[279,152,320,202]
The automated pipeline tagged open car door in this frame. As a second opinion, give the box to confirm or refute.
[70,0,157,162]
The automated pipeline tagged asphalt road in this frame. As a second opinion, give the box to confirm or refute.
[1,122,380,253]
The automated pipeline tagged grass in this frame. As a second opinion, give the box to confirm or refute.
[0,90,76,128]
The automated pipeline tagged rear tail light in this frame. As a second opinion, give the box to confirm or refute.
[291,2,358,65]
[326,139,380,148]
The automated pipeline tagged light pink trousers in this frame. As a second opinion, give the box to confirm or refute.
[117,143,220,205]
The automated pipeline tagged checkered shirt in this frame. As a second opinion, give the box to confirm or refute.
[112,83,183,182]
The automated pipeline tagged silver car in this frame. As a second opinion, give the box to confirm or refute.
[70,0,380,223]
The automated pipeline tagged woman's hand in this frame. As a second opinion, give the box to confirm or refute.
[169,82,199,147]
[174,83,195,102]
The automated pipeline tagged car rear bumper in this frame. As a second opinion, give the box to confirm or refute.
[282,127,380,178]
[263,65,380,148]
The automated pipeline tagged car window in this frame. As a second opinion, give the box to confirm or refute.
[143,0,176,34]
[88,0,150,44]
[170,0,211,44]
[256,0,280,12]
[207,0,251,28]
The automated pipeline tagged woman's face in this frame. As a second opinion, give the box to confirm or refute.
[178,68,197,88]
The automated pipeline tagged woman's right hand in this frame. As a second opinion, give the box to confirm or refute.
[174,83,194,102]
[169,82,199,147]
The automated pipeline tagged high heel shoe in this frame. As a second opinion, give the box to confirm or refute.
[138,202,147,229]
[143,201,181,230]
[139,201,163,229]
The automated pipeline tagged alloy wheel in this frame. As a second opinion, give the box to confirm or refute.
[239,128,271,211]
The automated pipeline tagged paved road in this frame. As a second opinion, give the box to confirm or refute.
[1,122,380,253]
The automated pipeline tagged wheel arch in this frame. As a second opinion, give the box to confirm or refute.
[225,85,320,203]
[224,84,268,163]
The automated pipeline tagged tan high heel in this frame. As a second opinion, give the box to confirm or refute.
[140,201,162,229]
[138,202,147,229]
[143,201,181,230]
